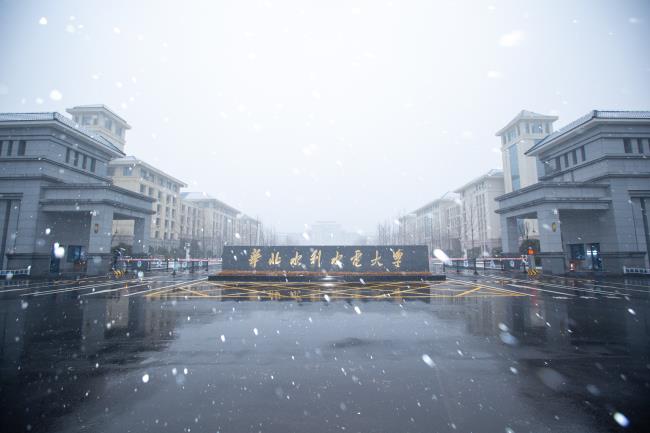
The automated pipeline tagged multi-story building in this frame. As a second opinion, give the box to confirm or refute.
[411,193,462,257]
[496,110,650,274]
[233,215,262,246]
[496,110,558,192]
[397,213,417,245]
[180,192,244,257]
[109,156,186,254]
[0,107,153,276]
[305,221,366,245]
[455,169,504,257]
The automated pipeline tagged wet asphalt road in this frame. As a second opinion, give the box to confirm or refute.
[0,271,649,433]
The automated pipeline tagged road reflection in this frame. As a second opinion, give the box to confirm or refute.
[1,282,648,433]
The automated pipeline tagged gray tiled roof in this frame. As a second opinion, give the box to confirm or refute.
[526,110,650,155]
[181,191,242,215]
[181,191,214,200]
[454,168,504,193]
[0,112,124,155]
[110,155,188,186]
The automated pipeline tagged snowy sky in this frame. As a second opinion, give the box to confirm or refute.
[1,0,649,234]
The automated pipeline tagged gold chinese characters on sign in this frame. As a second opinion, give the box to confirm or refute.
[243,247,410,272]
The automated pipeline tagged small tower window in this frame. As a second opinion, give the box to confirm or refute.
[624,138,632,153]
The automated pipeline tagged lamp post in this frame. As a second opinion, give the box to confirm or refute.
[468,202,478,276]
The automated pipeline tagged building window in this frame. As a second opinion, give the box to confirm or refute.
[82,155,88,169]
[555,156,561,171]
[90,158,96,172]
[637,138,644,154]
[571,150,577,165]
[122,166,131,176]
[531,122,543,134]
[7,141,13,155]
[0,141,3,155]
[624,138,633,153]
[17,140,26,155]
[65,148,71,163]
[569,244,586,260]
[107,167,115,176]
[66,245,83,263]
[140,184,146,194]
[564,153,569,168]
[74,151,80,166]
[580,146,586,162]
[508,144,520,190]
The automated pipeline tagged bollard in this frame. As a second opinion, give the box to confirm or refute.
[522,259,527,274]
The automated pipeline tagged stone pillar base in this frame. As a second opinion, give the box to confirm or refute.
[537,252,566,275]
[85,253,113,276]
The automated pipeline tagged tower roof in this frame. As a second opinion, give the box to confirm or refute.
[66,104,131,129]
[495,110,558,136]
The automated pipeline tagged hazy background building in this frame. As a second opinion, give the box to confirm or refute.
[455,169,504,257]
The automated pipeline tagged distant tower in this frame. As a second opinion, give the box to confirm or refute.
[66,105,131,152]
[495,110,558,193]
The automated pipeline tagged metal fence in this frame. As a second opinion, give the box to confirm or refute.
[0,266,31,277]
[431,257,531,274]
[115,258,221,273]
[623,266,650,275]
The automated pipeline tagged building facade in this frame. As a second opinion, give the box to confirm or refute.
[109,156,186,253]
[0,109,153,276]
[180,192,248,257]
[496,110,650,274]
[496,110,558,192]
[455,169,504,257]
[410,193,462,257]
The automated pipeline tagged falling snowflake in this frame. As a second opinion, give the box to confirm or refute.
[49,89,62,101]
[613,412,630,427]
[421,354,435,368]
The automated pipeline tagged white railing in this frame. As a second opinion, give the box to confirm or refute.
[0,266,31,277]
[623,266,650,275]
